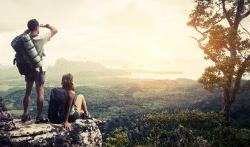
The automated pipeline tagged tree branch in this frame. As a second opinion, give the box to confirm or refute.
[222,0,233,26]
[191,36,219,63]
[241,10,250,20]
[241,1,250,21]
[190,15,224,64]
[231,54,250,103]
[240,23,250,36]
[235,0,244,27]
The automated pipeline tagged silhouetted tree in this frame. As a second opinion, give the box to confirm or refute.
[188,0,250,125]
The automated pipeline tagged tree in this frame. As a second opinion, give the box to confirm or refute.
[188,0,250,125]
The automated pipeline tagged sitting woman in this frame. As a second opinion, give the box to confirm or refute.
[48,73,91,130]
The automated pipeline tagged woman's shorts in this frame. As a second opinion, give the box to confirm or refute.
[68,111,80,122]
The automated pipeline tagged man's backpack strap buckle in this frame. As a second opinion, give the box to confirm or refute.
[13,58,16,65]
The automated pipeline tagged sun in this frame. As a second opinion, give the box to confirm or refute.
[150,47,161,58]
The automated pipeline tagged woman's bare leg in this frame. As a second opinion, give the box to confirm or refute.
[74,94,88,115]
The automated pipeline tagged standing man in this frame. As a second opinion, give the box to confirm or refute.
[21,19,58,123]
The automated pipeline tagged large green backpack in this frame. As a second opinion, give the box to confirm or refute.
[11,34,42,75]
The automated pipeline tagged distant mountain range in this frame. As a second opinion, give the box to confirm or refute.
[0,58,187,91]
[0,58,184,79]
[47,58,130,78]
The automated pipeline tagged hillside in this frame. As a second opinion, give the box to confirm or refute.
[1,59,250,146]
[1,78,212,119]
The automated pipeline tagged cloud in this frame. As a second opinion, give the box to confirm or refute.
[0,0,205,76]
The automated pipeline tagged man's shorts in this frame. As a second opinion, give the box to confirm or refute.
[25,69,45,85]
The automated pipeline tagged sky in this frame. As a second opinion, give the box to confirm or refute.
[0,0,209,79]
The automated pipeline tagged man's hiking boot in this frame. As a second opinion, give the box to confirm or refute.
[21,114,31,122]
[81,113,93,120]
[35,115,48,123]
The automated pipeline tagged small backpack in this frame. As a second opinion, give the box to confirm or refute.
[11,34,33,75]
[48,88,68,124]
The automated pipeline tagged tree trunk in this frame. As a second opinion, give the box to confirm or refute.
[223,89,231,126]
[223,101,231,126]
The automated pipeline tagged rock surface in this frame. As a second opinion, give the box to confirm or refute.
[0,97,103,147]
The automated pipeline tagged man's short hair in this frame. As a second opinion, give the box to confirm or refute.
[27,19,39,31]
